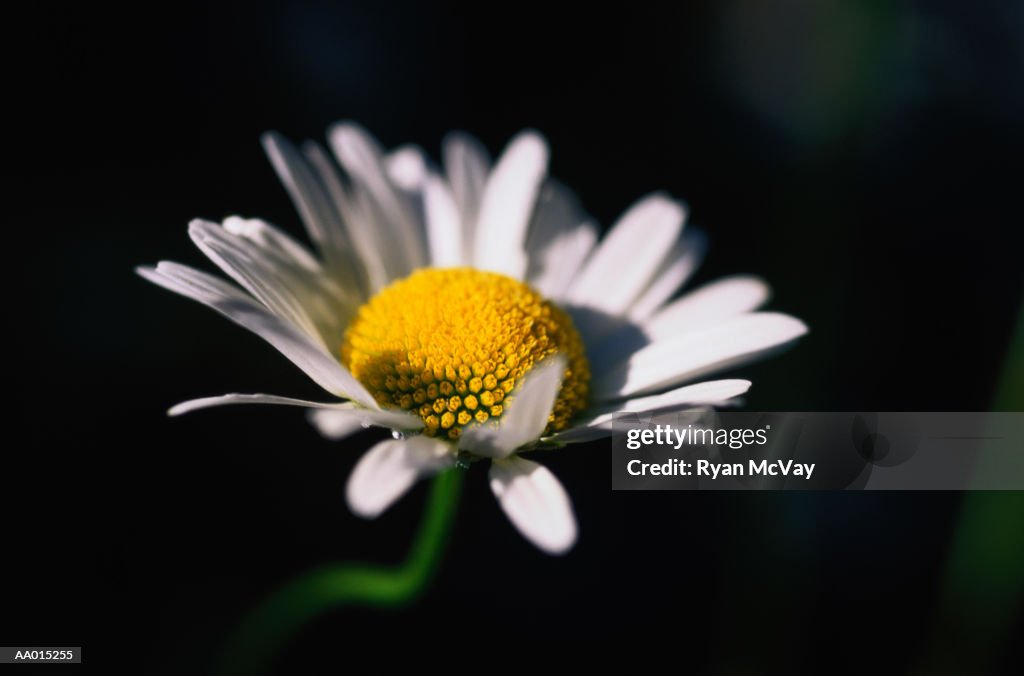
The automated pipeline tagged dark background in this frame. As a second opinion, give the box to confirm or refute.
[10,0,1023,672]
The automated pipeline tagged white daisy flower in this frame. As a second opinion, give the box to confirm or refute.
[138,123,807,555]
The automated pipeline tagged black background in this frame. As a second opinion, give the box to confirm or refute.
[10,0,1023,672]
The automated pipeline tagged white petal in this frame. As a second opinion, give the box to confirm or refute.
[328,122,427,283]
[261,132,352,267]
[565,194,687,314]
[524,181,598,301]
[220,218,356,348]
[443,131,490,263]
[137,260,249,304]
[385,145,427,190]
[169,392,341,416]
[459,356,566,459]
[627,230,707,321]
[605,378,752,412]
[424,174,464,267]
[472,131,549,279]
[547,405,717,445]
[136,262,378,407]
[188,219,326,344]
[300,141,377,297]
[192,218,357,352]
[307,409,366,440]
[645,275,771,340]
[588,272,769,368]
[537,223,597,303]
[346,437,455,518]
[539,425,612,444]
[222,216,321,273]
[166,392,422,429]
[489,456,577,555]
[594,313,808,399]
[553,379,752,435]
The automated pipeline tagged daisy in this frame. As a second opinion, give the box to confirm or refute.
[138,123,806,555]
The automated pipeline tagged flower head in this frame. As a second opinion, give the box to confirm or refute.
[138,123,806,554]
[340,267,590,439]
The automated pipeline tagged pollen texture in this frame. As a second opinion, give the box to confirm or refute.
[341,268,589,440]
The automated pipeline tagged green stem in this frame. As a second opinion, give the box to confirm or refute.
[921,303,1024,673]
[218,468,464,675]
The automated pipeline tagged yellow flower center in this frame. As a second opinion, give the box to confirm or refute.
[341,268,590,441]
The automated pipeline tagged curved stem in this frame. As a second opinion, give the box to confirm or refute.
[218,469,464,675]
[920,305,1024,673]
